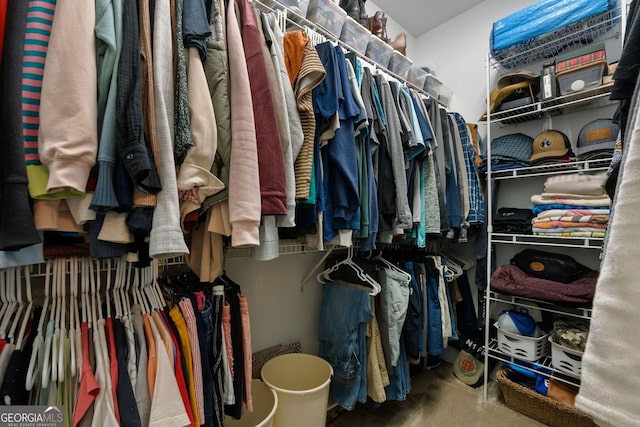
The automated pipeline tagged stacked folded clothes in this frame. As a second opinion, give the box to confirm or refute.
[478,133,533,173]
[530,173,611,238]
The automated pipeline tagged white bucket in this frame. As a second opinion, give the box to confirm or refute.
[261,353,333,427]
[225,379,278,427]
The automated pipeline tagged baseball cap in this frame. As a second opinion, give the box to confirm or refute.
[480,70,539,120]
[576,118,619,161]
[497,310,541,337]
[530,130,572,163]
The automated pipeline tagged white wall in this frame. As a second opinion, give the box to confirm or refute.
[411,0,539,122]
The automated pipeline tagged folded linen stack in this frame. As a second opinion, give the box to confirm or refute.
[530,173,610,238]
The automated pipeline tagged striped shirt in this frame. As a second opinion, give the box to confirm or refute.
[22,0,56,167]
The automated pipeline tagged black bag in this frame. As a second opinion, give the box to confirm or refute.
[511,249,590,284]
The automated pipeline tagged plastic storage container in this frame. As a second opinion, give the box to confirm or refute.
[495,323,550,362]
[423,73,442,98]
[340,16,370,54]
[225,379,278,427]
[557,61,606,95]
[388,51,413,79]
[306,0,347,37]
[261,353,333,427]
[407,65,429,88]
[549,338,584,377]
[365,35,393,68]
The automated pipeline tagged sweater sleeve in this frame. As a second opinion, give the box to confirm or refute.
[226,1,261,247]
[38,0,97,194]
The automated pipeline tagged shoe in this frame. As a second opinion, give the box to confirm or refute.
[426,355,442,370]
[339,0,360,21]
[368,11,390,43]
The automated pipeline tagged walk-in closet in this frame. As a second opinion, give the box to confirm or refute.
[0,0,637,425]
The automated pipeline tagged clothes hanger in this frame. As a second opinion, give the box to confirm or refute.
[68,258,78,379]
[15,266,33,351]
[57,259,67,383]
[51,258,64,383]
[317,247,381,295]
[71,258,82,380]
[0,270,9,333]
[370,250,412,285]
[42,259,60,388]
[121,262,132,317]
[151,261,166,309]
[0,268,17,340]
[26,260,52,391]
[6,268,23,344]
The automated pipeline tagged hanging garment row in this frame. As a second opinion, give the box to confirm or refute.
[0,257,252,427]
[316,247,479,411]
[0,0,485,274]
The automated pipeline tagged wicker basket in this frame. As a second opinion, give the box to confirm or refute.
[496,369,596,427]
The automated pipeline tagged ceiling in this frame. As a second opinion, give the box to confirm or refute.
[371,0,485,37]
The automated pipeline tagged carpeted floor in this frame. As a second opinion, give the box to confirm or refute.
[327,363,545,427]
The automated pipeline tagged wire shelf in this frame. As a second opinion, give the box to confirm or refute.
[487,339,582,387]
[489,85,615,125]
[490,8,622,71]
[487,291,593,320]
[489,157,613,180]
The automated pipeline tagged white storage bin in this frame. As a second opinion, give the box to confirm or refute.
[495,323,550,362]
[549,338,583,377]
[340,16,370,54]
[306,0,347,37]
[388,51,413,79]
[407,65,428,88]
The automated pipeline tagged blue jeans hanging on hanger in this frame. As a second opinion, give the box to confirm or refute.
[384,333,411,401]
[425,259,444,357]
[402,262,423,360]
[318,282,373,411]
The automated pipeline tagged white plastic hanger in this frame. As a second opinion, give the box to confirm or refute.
[0,270,9,333]
[43,259,59,386]
[5,268,23,343]
[68,258,78,379]
[15,266,33,351]
[26,260,51,390]
[373,251,412,285]
[51,258,63,383]
[317,247,381,295]
[57,259,67,383]
[0,268,17,340]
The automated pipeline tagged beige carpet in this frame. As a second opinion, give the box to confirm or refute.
[327,363,545,427]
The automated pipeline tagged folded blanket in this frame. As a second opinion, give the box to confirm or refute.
[543,173,608,196]
[533,214,609,224]
[531,220,608,229]
[534,231,606,238]
[531,204,611,215]
[535,209,610,219]
[533,226,606,234]
[531,194,611,207]
[540,192,610,200]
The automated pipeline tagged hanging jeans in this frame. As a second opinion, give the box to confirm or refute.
[318,282,373,411]
[425,259,444,356]
[402,262,423,360]
[378,267,410,368]
[384,334,411,401]
[209,286,225,426]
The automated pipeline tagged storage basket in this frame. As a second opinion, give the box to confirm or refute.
[495,323,550,362]
[549,338,583,377]
[496,369,596,427]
